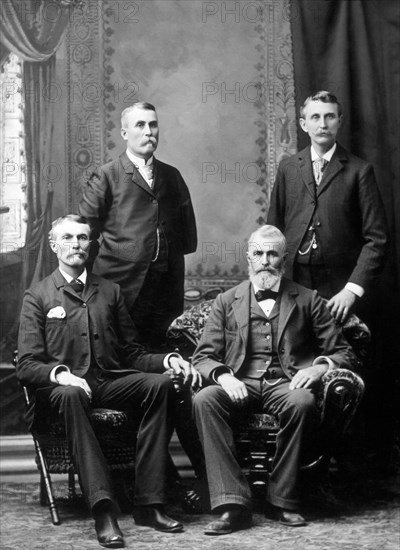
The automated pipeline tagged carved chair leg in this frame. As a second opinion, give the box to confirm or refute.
[34,438,60,525]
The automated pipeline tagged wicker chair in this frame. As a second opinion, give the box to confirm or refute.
[13,352,182,525]
[166,299,368,498]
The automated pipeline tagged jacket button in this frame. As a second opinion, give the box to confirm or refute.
[316,221,321,226]
[152,199,157,204]
[280,348,284,353]
[82,303,87,308]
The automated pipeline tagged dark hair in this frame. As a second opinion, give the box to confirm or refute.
[49,214,92,241]
[300,91,342,118]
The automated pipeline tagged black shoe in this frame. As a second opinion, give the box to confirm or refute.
[94,511,124,548]
[272,507,307,527]
[133,505,183,533]
[204,507,252,536]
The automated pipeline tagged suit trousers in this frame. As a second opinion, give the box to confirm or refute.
[129,254,185,347]
[193,377,318,511]
[35,370,175,511]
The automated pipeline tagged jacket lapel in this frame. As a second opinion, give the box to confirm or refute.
[53,269,78,300]
[316,143,347,196]
[152,158,164,195]
[83,276,99,302]
[232,281,251,348]
[298,147,315,199]
[119,151,155,197]
[53,269,98,302]
[277,278,298,346]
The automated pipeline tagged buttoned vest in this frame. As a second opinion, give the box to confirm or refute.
[238,292,286,380]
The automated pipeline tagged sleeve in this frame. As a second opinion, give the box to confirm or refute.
[346,164,388,290]
[192,294,231,382]
[310,292,358,370]
[266,161,287,231]
[17,289,60,388]
[79,167,113,240]
[177,170,197,254]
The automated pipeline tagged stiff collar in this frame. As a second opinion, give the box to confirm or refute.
[126,149,154,167]
[58,267,87,285]
[311,142,337,162]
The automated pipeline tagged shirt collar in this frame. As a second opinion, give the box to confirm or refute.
[252,277,281,296]
[311,142,336,162]
[59,267,87,285]
[126,149,154,167]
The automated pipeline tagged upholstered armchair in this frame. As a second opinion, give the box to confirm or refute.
[166,299,368,498]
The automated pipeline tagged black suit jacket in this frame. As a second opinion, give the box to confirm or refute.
[79,152,197,310]
[267,144,387,294]
[193,278,356,383]
[17,269,165,427]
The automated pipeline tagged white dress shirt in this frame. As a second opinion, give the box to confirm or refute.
[126,149,154,187]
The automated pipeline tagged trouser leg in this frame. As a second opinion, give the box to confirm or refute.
[130,256,184,348]
[92,372,175,506]
[37,385,114,511]
[174,392,205,479]
[193,385,252,511]
[262,380,318,510]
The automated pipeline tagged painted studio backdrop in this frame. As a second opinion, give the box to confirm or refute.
[0,0,399,459]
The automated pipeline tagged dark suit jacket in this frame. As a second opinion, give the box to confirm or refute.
[17,269,166,427]
[193,278,356,383]
[79,152,197,310]
[267,144,387,293]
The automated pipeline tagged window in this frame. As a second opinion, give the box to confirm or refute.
[0,52,26,252]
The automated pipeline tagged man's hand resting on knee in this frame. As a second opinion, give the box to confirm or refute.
[217,373,248,405]
[55,371,92,400]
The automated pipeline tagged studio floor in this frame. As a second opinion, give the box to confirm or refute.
[0,472,399,550]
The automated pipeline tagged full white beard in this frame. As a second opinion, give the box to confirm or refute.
[249,267,283,290]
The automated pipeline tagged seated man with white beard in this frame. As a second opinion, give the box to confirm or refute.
[192,225,356,535]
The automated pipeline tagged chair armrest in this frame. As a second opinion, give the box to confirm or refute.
[318,368,365,425]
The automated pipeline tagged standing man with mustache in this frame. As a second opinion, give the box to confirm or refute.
[192,225,356,534]
[267,91,387,324]
[80,101,197,348]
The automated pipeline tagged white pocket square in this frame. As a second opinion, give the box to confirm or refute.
[47,306,66,319]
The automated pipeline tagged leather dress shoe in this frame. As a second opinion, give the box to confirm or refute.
[94,511,124,548]
[133,506,183,533]
[274,508,307,527]
[204,507,252,535]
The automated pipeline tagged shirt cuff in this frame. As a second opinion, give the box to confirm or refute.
[163,352,182,370]
[50,364,70,383]
[345,282,364,298]
[312,356,334,371]
[211,366,234,384]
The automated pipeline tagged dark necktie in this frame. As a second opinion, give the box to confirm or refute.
[255,289,279,302]
[70,278,84,293]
